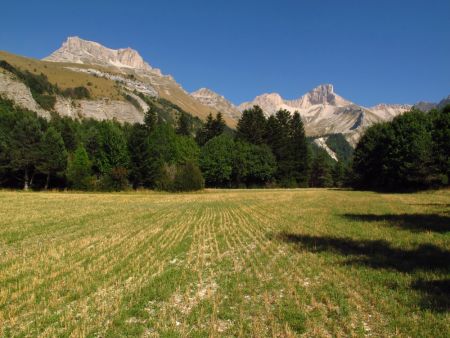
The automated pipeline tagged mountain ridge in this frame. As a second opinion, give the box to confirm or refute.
[1,36,448,147]
[40,37,239,125]
[237,84,414,145]
[0,37,242,128]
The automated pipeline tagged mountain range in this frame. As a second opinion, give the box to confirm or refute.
[0,36,448,148]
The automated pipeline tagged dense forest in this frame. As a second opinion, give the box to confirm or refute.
[0,93,448,192]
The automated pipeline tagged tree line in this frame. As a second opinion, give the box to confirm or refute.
[0,96,347,191]
[5,91,445,193]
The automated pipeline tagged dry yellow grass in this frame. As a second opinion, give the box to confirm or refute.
[0,51,123,100]
[0,189,448,337]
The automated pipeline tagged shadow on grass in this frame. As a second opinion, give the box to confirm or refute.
[409,203,450,207]
[342,213,450,233]
[412,279,450,312]
[278,233,449,272]
[277,233,450,312]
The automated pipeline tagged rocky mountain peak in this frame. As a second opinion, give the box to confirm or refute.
[192,88,220,97]
[254,93,285,106]
[43,36,153,71]
[311,83,334,96]
[294,84,347,108]
[191,87,241,120]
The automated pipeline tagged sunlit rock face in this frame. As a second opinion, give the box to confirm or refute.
[44,36,155,72]
[239,84,413,146]
[191,88,242,120]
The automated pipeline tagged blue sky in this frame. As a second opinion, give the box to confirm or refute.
[1,0,449,106]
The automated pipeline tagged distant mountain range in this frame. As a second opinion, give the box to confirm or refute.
[237,84,413,145]
[0,36,448,147]
[414,95,450,112]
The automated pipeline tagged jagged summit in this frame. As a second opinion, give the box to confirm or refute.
[304,84,335,105]
[238,84,351,115]
[291,84,351,108]
[43,36,154,72]
[237,84,414,145]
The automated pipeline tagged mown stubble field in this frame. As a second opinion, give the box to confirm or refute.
[0,189,449,337]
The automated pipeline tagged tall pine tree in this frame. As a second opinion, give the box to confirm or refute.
[128,123,152,188]
[9,112,43,190]
[176,113,192,136]
[236,106,267,145]
[37,127,67,189]
[144,107,158,133]
[309,150,333,188]
[196,112,226,146]
[290,112,310,186]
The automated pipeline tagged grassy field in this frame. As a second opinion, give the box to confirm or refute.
[0,189,448,337]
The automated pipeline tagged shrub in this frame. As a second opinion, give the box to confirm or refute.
[34,94,56,110]
[173,162,204,192]
[100,167,129,191]
[62,86,90,100]
[154,162,204,192]
[154,163,177,191]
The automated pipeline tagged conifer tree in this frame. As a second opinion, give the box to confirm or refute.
[9,113,43,190]
[176,113,192,136]
[37,127,67,189]
[332,160,345,187]
[196,112,225,146]
[309,150,333,187]
[211,112,226,136]
[290,112,310,186]
[128,123,152,188]
[236,105,267,145]
[144,107,158,132]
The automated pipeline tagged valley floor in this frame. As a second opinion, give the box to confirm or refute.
[0,189,449,337]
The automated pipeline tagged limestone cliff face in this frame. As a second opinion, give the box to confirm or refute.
[44,36,156,73]
[0,70,144,124]
[54,97,144,124]
[0,71,50,118]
